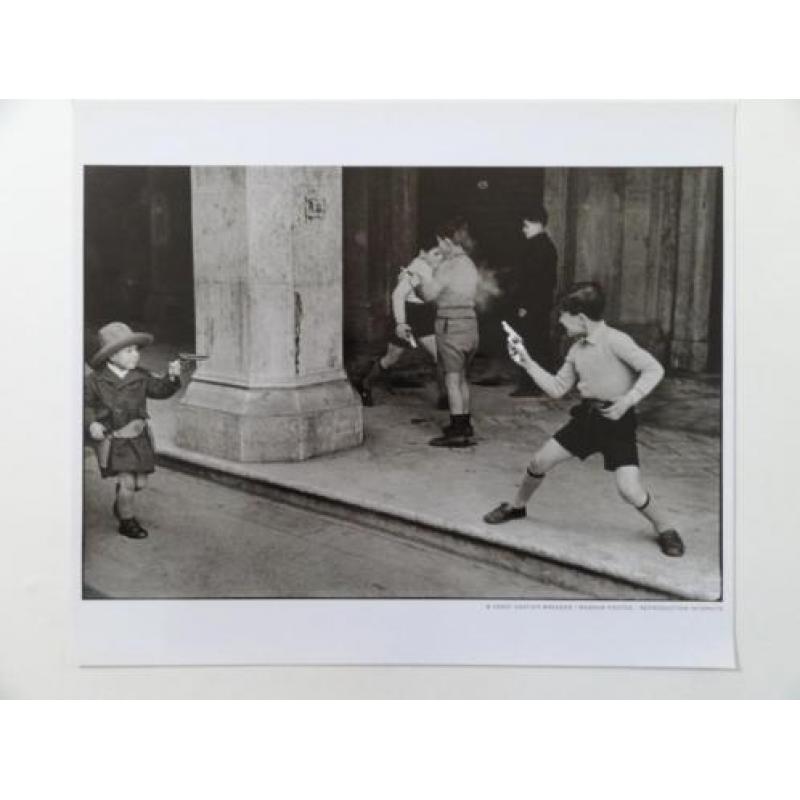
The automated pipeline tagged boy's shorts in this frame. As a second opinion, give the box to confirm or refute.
[389,302,436,348]
[435,317,479,374]
[554,401,639,472]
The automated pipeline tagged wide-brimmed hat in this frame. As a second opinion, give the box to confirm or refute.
[89,322,154,369]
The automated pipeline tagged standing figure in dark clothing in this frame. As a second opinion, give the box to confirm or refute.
[509,205,558,397]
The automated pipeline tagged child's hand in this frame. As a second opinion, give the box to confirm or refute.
[395,323,413,343]
[167,359,181,379]
[507,338,530,367]
[88,422,106,441]
[600,396,633,421]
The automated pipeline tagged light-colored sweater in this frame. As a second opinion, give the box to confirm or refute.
[418,248,479,318]
[525,321,665,404]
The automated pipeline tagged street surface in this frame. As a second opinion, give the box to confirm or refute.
[84,454,582,599]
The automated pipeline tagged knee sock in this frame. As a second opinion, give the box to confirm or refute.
[513,466,545,509]
[635,492,673,533]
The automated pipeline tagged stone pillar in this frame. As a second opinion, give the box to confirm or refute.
[175,166,363,462]
[670,167,718,371]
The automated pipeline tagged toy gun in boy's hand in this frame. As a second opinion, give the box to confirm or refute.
[501,320,523,344]
[173,352,209,378]
[501,320,528,366]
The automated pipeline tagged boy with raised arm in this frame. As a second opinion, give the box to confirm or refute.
[484,282,685,557]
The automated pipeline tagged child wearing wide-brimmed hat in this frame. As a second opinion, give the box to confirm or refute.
[84,322,181,539]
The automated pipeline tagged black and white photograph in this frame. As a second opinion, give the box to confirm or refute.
[82,161,723,604]
[68,101,740,668]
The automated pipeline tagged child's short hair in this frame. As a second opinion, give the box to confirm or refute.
[435,215,469,241]
[523,205,548,226]
[558,282,606,320]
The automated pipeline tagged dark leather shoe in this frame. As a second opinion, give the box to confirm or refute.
[429,432,474,448]
[119,517,148,539]
[657,529,685,557]
[483,502,526,524]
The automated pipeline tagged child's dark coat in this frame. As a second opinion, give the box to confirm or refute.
[84,366,180,477]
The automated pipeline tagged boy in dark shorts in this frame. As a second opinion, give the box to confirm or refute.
[356,248,448,409]
[483,282,685,557]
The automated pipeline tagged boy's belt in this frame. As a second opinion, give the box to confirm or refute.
[570,398,612,419]
[110,418,148,438]
[436,306,476,319]
[93,419,149,469]
[581,398,613,410]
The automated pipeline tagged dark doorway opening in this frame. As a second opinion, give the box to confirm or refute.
[84,166,195,357]
[342,167,545,368]
[418,167,545,364]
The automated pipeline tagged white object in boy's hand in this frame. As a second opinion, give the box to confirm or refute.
[167,359,182,378]
[502,320,529,365]
[396,323,417,347]
[89,421,106,441]
[507,340,529,366]
[501,320,522,343]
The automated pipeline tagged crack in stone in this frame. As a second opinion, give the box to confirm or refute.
[294,291,302,374]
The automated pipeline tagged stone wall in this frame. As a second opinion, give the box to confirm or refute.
[544,167,721,372]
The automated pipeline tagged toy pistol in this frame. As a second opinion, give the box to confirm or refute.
[501,320,522,343]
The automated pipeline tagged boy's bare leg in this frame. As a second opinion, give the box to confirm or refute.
[380,343,404,369]
[444,372,463,414]
[614,466,671,531]
[485,438,572,523]
[420,335,447,407]
[512,438,573,508]
[615,466,684,556]
[459,372,470,414]
[116,472,137,519]
[419,334,437,361]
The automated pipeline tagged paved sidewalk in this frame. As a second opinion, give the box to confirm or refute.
[126,346,723,601]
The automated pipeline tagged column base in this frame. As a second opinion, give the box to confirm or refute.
[175,378,364,462]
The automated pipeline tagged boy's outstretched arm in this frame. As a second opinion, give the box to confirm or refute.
[508,338,576,397]
[146,368,182,399]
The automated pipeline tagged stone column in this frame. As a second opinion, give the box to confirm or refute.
[175,166,363,462]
